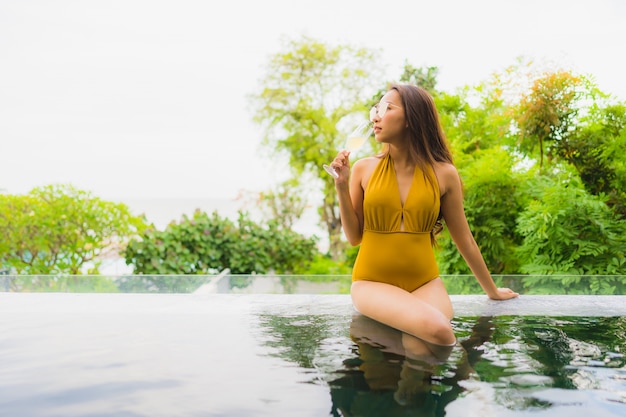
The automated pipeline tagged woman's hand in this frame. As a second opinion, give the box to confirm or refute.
[330,150,351,184]
[488,288,519,301]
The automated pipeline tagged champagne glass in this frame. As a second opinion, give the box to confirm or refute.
[323,120,373,178]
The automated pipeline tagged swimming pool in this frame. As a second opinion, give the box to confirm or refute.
[1,290,626,416]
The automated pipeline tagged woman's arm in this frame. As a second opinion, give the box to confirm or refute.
[438,163,518,300]
[331,151,365,246]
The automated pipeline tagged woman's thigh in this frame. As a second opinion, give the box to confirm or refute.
[411,278,454,320]
[351,279,455,346]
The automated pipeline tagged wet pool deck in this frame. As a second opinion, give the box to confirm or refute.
[1,293,626,416]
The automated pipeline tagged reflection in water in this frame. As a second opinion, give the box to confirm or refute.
[255,310,626,416]
[328,314,494,417]
[256,310,497,417]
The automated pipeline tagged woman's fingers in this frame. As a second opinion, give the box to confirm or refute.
[491,288,520,300]
[331,151,351,179]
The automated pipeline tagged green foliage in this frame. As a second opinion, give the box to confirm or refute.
[607,127,626,217]
[462,149,526,274]
[294,252,352,275]
[441,274,484,295]
[249,35,384,259]
[515,173,626,280]
[513,71,589,169]
[368,62,441,103]
[399,62,439,93]
[10,275,120,293]
[124,210,319,275]
[261,219,320,274]
[115,274,209,293]
[440,272,528,296]
[519,275,626,295]
[436,82,525,276]
[0,184,146,275]
[125,210,235,275]
[558,103,626,218]
[257,313,337,369]
[256,179,308,229]
[433,63,626,294]
[436,148,525,275]
[438,87,512,157]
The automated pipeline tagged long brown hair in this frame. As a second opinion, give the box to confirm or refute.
[381,83,453,168]
[380,83,454,244]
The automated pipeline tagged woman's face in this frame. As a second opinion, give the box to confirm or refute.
[371,89,406,144]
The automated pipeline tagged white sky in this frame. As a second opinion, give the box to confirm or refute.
[1,0,625,203]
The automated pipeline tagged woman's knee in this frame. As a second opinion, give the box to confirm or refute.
[425,319,455,346]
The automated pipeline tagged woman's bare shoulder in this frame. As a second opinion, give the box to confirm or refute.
[352,156,381,186]
[433,161,458,177]
[432,162,461,195]
[353,156,381,172]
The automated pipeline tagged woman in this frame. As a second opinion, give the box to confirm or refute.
[329,84,518,347]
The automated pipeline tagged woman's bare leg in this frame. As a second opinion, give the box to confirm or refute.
[351,278,455,346]
[411,277,454,320]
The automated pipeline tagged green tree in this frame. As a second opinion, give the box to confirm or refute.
[124,210,318,275]
[249,35,383,259]
[398,62,439,93]
[0,184,146,274]
[438,82,513,157]
[514,70,587,169]
[256,179,308,229]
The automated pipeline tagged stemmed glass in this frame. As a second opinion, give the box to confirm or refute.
[322,120,373,178]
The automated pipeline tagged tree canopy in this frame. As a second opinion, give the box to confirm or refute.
[249,35,384,259]
[0,184,146,275]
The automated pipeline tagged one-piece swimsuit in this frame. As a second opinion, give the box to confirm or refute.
[352,153,440,292]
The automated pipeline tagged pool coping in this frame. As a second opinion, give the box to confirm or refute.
[1,293,626,317]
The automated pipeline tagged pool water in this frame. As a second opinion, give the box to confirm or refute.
[1,293,625,416]
[317,315,626,416]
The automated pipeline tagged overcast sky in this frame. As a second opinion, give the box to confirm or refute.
[1,0,625,204]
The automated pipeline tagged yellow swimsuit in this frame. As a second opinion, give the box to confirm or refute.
[352,153,440,292]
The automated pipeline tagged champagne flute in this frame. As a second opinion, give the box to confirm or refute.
[323,120,373,178]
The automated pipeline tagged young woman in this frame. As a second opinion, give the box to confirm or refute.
[329,84,519,347]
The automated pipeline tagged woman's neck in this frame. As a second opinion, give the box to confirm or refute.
[388,144,414,169]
